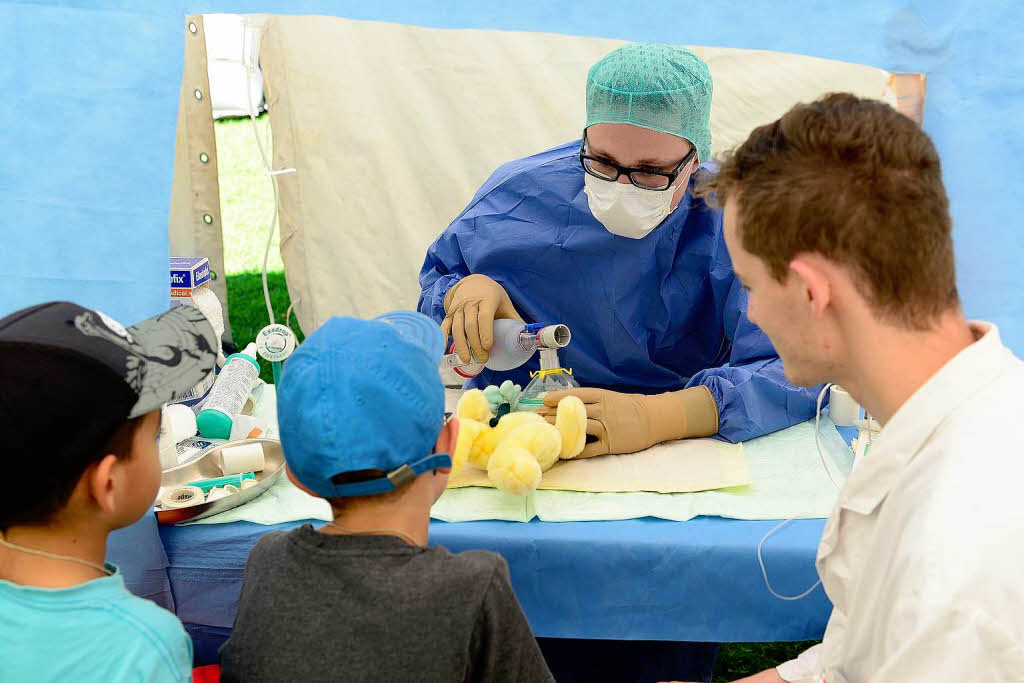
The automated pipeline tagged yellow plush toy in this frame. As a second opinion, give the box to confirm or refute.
[452,389,587,495]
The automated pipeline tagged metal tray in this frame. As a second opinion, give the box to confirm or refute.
[155,437,285,524]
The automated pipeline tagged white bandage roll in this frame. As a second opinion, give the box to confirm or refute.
[219,443,265,475]
[160,485,205,509]
[161,403,198,443]
[187,285,226,366]
[158,440,179,471]
[829,385,862,427]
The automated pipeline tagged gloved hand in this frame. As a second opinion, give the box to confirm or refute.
[537,386,719,457]
[442,274,523,363]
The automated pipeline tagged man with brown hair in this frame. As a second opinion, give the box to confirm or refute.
[685,93,1024,681]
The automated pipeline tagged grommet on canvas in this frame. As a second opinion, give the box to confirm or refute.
[194,89,203,100]
[188,22,198,34]
[199,152,209,163]
[203,214,213,225]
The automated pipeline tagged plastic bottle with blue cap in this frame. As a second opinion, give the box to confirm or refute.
[197,343,260,439]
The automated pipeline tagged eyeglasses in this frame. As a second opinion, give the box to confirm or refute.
[579,130,697,191]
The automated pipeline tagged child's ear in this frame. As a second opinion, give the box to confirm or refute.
[436,417,460,457]
[87,454,119,515]
[285,466,320,498]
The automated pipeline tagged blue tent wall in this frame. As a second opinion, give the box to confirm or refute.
[1,0,1021,604]
[1,0,1020,341]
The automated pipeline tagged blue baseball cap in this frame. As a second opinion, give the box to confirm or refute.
[277,311,450,498]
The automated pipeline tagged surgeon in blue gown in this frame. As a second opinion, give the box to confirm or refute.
[420,41,818,683]
[419,43,819,455]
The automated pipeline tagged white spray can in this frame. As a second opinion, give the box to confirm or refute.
[196,343,260,439]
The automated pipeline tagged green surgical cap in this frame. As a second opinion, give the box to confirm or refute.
[586,43,713,162]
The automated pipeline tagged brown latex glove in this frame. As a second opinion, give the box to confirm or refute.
[442,274,523,363]
[537,386,719,457]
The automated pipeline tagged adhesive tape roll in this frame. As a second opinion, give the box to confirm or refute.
[161,403,198,443]
[241,479,259,490]
[219,443,265,475]
[161,485,205,509]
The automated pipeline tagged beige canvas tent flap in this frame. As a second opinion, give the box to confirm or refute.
[172,14,923,338]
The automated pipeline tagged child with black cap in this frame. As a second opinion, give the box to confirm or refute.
[220,311,553,682]
[0,301,218,682]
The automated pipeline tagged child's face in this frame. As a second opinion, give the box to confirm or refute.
[112,409,163,528]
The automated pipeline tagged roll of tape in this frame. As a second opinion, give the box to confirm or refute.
[241,479,259,490]
[829,385,862,427]
[219,443,265,475]
[160,485,205,509]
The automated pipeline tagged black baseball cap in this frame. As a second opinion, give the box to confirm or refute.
[0,301,218,418]
[0,302,218,527]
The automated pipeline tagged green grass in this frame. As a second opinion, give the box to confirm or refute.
[225,270,304,384]
[215,114,282,274]
[713,642,817,681]
[214,117,820,680]
[215,112,294,384]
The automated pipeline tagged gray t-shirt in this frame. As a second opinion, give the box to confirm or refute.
[220,524,553,683]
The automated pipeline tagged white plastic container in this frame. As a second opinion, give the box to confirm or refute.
[442,320,571,377]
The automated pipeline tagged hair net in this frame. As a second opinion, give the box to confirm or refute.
[586,43,713,162]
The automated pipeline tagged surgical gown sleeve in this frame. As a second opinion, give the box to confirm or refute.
[686,280,821,443]
[418,224,469,323]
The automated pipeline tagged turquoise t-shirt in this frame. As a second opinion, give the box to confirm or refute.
[0,564,192,682]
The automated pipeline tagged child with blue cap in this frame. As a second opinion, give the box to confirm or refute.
[219,311,553,682]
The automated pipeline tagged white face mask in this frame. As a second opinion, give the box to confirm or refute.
[584,173,683,239]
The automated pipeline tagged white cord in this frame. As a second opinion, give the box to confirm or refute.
[242,18,294,327]
[285,299,298,330]
[756,383,840,602]
[815,383,842,489]
[756,519,822,601]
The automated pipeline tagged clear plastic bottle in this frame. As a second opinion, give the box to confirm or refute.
[442,320,570,377]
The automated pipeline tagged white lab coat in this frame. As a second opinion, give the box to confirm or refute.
[777,323,1024,682]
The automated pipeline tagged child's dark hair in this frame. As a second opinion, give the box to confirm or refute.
[0,345,142,530]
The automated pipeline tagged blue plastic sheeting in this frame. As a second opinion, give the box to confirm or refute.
[3,1,1023,339]
[107,513,176,612]
[0,2,181,324]
[158,517,830,642]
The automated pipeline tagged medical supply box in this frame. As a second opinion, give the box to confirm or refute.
[170,257,212,302]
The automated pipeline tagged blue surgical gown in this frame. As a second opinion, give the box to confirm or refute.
[418,141,819,442]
